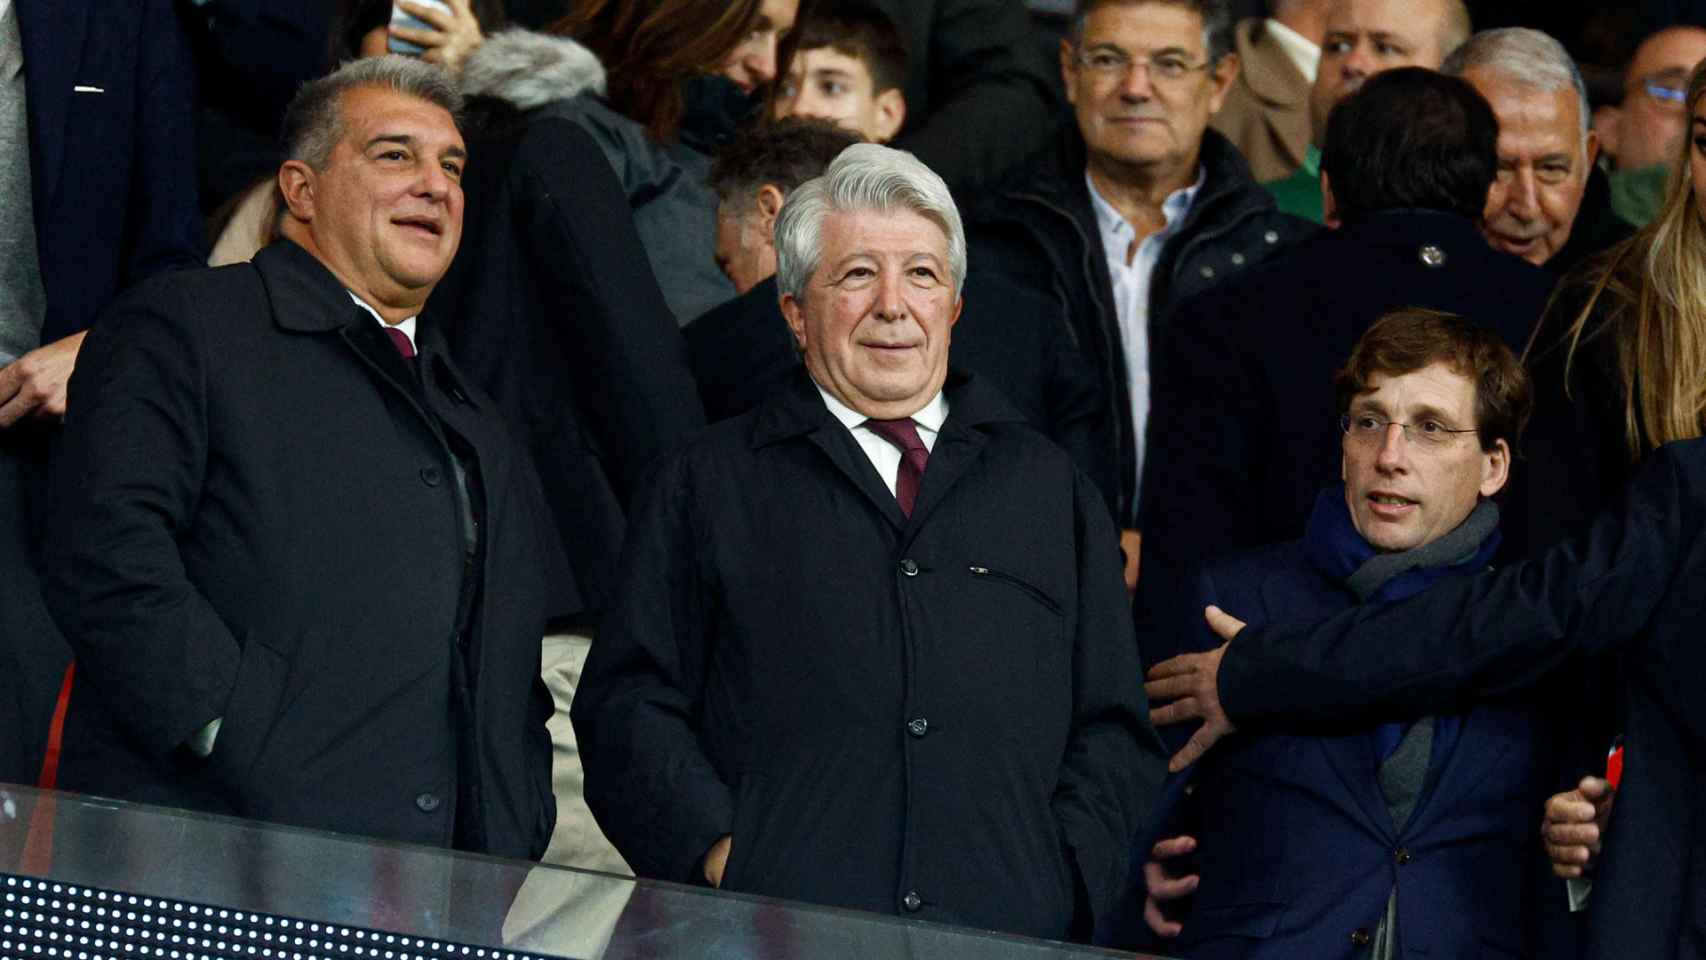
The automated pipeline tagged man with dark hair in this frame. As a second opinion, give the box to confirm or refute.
[1264,0,1473,222]
[40,57,557,859]
[686,123,1106,482]
[772,0,909,143]
[1135,67,1552,668]
[1123,309,1548,959]
[975,0,1314,592]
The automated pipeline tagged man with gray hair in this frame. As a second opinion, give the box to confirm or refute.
[574,143,1163,940]
[1443,27,1634,274]
[39,56,559,860]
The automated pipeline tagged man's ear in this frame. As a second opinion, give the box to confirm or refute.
[1585,127,1602,170]
[1480,437,1512,498]
[1206,52,1240,115]
[1592,104,1622,160]
[1320,170,1341,229]
[1060,38,1079,105]
[755,184,787,243]
[277,160,318,224]
[780,290,808,350]
[871,88,907,142]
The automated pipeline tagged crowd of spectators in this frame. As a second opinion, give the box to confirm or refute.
[7,0,1706,957]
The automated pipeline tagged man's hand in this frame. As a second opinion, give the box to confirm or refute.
[1142,834,1199,938]
[1144,606,1246,772]
[703,834,732,887]
[1544,776,1615,879]
[1120,529,1142,594]
[0,330,87,428]
[392,0,485,74]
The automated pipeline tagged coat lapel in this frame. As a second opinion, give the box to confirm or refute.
[17,0,83,215]
[752,370,909,531]
[902,416,987,539]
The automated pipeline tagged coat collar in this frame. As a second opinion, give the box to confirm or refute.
[750,366,1024,449]
[1237,18,1310,108]
[459,29,606,109]
[252,239,479,408]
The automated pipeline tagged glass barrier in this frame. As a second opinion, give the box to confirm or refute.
[0,785,1174,960]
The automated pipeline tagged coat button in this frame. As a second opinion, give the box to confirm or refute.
[1395,848,1412,865]
[1199,265,1215,279]
[1350,928,1371,946]
[900,559,919,576]
[1230,253,1246,266]
[1419,244,1447,268]
[1264,230,1280,244]
[420,466,443,487]
[902,891,923,912]
[907,717,929,738]
[415,792,441,813]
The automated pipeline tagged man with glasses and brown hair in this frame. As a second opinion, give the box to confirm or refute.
[1123,307,1551,959]
[975,0,1311,591]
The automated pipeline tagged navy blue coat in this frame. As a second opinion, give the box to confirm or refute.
[1132,541,1549,959]
[18,0,204,343]
[1217,441,1706,960]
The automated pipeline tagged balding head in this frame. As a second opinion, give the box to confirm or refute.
[1604,26,1706,171]
[1309,0,1472,141]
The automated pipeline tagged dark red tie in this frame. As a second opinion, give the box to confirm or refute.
[865,418,929,517]
[384,326,416,359]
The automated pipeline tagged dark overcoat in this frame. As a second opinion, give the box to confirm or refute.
[1220,440,1706,960]
[41,240,557,861]
[428,98,706,625]
[1122,541,1548,958]
[1135,211,1554,669]
[572,369,1165,941]
[971,124,1317,524]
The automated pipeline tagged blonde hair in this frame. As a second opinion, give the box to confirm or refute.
[1558,58,1706,459]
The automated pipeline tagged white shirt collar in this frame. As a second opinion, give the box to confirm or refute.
[1085,167,1204,246]
[815,382,949,436]
[347,291,418,351]
[1265,18,1321,85]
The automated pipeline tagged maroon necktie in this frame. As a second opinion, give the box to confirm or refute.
[865,418,929,517]
[384,326,416,359]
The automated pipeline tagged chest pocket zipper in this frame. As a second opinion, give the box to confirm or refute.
[968,565,1063,616]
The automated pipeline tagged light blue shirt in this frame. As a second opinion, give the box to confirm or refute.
[1085,168,1202,508]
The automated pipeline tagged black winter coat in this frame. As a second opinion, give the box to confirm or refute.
[572,369,1164,941]
[1134,211,1553,669]
[42,241,557,861]
[429,95,706,624]
[973,125,1316,523]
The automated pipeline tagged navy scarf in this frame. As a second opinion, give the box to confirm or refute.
[1301,487,1501,764]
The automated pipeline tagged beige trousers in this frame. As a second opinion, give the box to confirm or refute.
[538,629,632,875]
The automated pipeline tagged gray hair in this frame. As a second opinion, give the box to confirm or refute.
[281,56,464,169]
[1441,28,1589,143]
[774,143,967,300]
[1069,0,1235,66]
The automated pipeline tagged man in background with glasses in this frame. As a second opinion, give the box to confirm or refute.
[1120,308,1552,959]
[1595,25,1706,225]
[973,0,1311,592]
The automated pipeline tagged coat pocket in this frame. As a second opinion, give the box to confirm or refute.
[1176,900,1287,947]
[967,564,1064,615]
[720,772,770,893]
[203,640,290,811]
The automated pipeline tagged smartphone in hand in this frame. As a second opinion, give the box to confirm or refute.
[388,0,451,56]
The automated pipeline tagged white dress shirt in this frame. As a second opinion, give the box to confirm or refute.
[1265,18,1322,84]
[815,383,948,497]
[1086,168,1202,509]
[349,291,418,350]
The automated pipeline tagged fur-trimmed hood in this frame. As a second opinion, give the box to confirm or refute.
[460,29,606,110]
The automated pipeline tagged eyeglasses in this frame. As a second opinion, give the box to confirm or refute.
[1075,49,1211,84]
[1340,413,1477,450]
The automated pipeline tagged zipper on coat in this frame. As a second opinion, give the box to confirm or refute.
[968,565,1063,616]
